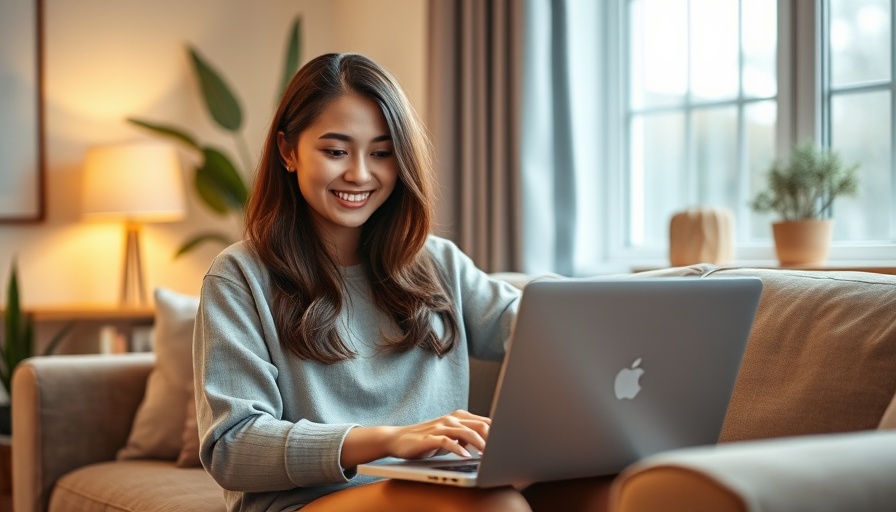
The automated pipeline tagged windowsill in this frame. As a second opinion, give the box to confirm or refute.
[630,260,896,275]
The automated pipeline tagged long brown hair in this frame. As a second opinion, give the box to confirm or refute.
[245,53,459,364]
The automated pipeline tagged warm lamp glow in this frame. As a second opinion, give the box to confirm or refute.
[81,142,186,306]
[82,142,186,221]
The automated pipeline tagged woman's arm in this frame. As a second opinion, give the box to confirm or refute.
[195,254,358,491]
[340,410,491,468]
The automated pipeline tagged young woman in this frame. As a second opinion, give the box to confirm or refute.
[194,53,606,511]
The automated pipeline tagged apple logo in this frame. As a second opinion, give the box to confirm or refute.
[614,358,645,400]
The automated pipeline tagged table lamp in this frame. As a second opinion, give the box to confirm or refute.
[81,142,186,306]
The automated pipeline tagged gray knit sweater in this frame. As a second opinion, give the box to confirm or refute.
[193,236,521,511]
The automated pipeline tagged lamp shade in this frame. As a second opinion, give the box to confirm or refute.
[82,142,186,222]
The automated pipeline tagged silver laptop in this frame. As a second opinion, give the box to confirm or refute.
[358,276,762,488]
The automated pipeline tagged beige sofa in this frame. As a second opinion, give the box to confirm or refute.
[12,265,896,511]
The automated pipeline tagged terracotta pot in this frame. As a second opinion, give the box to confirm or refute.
[772,219,833,266]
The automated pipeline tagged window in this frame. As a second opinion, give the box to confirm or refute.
[822,0,892,242]
[522,0,896,276]
[625,0,777,251]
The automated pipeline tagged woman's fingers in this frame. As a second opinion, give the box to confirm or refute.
[386,410,492,460]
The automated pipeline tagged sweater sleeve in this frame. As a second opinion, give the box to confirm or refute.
[426,237,522,362]
[194,262,357,492]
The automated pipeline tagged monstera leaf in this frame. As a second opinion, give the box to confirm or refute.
[280,17,303,95]
[195,147,249,213]
[189,47,243,133]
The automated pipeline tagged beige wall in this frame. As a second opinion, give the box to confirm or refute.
[0,0,427,306]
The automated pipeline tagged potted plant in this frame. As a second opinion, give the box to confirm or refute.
[128,17,302,258]
[0,261,72,434]
[750,139,859,266]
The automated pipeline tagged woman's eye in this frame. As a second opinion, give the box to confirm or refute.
[323,149,347,157]
[371,150,393,158]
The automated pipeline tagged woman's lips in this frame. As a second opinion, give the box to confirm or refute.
[332,190,372,208]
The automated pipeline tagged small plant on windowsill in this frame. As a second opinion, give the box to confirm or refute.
[0,260,73,435]
[750,139,859,266]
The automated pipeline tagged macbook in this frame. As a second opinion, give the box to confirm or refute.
[358,276,762,488]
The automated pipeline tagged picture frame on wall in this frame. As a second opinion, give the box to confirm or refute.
[0,0,45,223]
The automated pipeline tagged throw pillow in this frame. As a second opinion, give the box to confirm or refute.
[117,287,200,461]
[176,385,203,467]
[880,391,896,430]
[176,385,202,467]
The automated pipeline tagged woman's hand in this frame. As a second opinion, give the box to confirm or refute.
[384,410,490,459]
[340,410,490,469]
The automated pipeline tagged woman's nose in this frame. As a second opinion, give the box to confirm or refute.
[344,157,373,184]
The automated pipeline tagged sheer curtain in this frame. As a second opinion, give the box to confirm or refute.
[426,0,524,272]
[522,0,604,276]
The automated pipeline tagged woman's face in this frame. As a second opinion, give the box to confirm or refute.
[279,93,399,246]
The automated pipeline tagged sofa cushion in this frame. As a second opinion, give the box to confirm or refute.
[118,288,199,461]
[50,459,224,512]
[707,268,896,441]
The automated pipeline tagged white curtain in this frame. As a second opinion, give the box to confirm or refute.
[522,0,604,276]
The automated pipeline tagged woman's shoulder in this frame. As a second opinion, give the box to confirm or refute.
[423,234,482,276]
[424,234,464,260]
[206,240,266,280]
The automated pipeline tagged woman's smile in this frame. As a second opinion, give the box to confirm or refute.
[332,189,373,207]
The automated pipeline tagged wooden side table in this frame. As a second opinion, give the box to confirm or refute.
[23,305,155,354]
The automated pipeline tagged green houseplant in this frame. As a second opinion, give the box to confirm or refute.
[0,261,73,434]
[750,139,859,265]
[128,17,303,257]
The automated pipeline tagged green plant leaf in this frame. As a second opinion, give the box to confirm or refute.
[751,138,859,220]
[195,147,249,214]
[41,321,75,357]
[175,232,234,258]
[127,118,201,150]
[279,16,303,95]
[4,261,22,393]
[189,47,243,132]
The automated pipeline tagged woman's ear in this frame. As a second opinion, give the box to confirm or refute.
[277,132,297,172]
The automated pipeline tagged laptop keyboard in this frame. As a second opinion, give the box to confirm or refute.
[432,462,480,473]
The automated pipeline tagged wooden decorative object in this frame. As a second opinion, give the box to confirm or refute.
[669,208,734,266]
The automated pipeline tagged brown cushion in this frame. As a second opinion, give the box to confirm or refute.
[50,459,224,512]
[707,268,896,441]
[118,288,199,461]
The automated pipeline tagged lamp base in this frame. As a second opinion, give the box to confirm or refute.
[121,222,147,306]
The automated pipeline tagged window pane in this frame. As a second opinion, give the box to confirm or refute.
[830,91,891,240]
[630,112,686,247]
[744,101,777,240]
[691,0,739,101]
[694,106,738,207]
[742,0,777,98]
[830,0,891,87]
[630,0,687,109]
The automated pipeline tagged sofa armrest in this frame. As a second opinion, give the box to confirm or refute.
[12,353,154,512]
[611,430,896,512]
